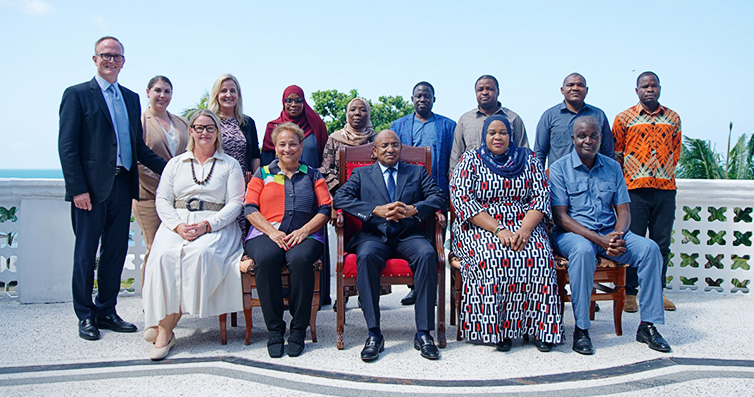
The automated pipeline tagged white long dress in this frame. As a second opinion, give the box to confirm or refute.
[143,150,244,328]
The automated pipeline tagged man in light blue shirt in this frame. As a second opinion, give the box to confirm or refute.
[534,73,613,167]
[549,116,670,355]
[391,82,455,305]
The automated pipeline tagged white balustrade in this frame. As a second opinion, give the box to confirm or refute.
[0,178,751,302]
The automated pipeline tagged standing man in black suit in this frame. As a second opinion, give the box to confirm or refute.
[59,36,166,341]
[334,130,447,362]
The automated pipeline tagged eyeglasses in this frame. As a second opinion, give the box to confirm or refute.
[191,124,217,133]
[96,53,124,62]
[284,98,305,104]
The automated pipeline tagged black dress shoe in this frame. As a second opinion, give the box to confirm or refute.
[78,319,100,341]
[287,331,306,357]
[636,322,672,352]
[572,327,594,355]
[414,333,440,360]
[533,338,552,352]
[267,335,285,358]
[494,338,512,352]
[96,314,137,333]
[360,335,384,362]
[401,288,416,305]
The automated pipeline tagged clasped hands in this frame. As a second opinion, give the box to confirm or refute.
[599,231,627,257]
[267,228,309,251]
[372,201,418,221]
[496,227,531,252]
[175,222,210,241]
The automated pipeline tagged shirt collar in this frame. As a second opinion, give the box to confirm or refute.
[568,148,604,171]
[558,101,590,114]
[636,102,665,116]
[184,150,222,162]
[476,101,503,116]
[268,160,307,175]
[378,161,399,174]
[413,113,435,124]
[94,75,118,92]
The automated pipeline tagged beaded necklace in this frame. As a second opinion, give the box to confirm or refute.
[191,158,217,185]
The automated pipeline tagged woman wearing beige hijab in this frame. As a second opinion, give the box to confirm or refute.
[319,97,375,194]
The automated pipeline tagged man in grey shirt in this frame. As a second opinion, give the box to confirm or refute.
[449,75,528,170]
[534,73,613,168]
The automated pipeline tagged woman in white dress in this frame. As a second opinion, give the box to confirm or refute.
[142,109,245,361]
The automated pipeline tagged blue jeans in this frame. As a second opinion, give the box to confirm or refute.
[553,229,665,330]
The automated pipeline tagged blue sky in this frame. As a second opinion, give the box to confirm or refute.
[1,0,752,169]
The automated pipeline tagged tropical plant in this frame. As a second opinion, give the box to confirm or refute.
[310,89,414,134]
[677,122,754,180]
[181,91,209,120]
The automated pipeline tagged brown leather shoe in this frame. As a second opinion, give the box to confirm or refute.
[623,295,638,313]
[663,295,676,311]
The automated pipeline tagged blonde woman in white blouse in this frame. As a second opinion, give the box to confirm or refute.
[134,76,189,281]
[142,109,244,361]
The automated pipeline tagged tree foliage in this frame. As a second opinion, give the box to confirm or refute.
[181,90,209,120]
[310,89,414,134]
[677,123,754,179]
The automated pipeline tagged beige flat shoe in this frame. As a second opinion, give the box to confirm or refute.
[623,295,638,313]
[149,335,175,361]
[663,295,676,311]
[143,327,158,343]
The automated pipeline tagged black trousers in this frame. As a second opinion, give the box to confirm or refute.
[354,237,437,332]
[71,172,132,321]
[627,188,676,294]
[245,235,323,336]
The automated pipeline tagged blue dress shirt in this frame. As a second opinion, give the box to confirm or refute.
[549,150,630,233]
[534,101,613,167]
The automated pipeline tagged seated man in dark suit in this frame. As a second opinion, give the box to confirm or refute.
[334,130,448,362]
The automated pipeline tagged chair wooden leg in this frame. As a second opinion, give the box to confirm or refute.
[589,288,596,321]
[243,308,252,345]
[449,269,457,326]
[438,270,446,348]
[231,312,237,327]
[614,269,626,336]
[310,292,319,343]
[336,278,345,349]
[219,314,227,345]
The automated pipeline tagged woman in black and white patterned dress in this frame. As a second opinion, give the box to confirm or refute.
[450,115,562,353]
[208,74,261,234]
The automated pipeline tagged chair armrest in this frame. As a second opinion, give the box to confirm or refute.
[335,209,344,229]
[435,210,446,229]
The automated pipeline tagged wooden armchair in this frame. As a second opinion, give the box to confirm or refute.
[219,258,322,345]
[334,143,446,349]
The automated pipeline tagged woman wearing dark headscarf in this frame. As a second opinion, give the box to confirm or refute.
[261,85,328,168]
[319,97,375,194]
[450,115,561,353]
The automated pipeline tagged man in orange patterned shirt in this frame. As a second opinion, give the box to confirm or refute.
[613,71,681,313]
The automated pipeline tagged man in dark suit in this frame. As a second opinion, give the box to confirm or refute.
[334,130,447,362]
[59,36,166,341]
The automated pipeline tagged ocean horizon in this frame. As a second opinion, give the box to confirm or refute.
[0,169,63,179]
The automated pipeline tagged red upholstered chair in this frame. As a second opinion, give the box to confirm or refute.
[334,143,446,349]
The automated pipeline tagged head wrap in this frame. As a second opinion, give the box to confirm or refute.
[477,115,528,178]
[263,85,329,158]
[329,97,375,146]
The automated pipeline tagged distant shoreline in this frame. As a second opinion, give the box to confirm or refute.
[0,169,63,179]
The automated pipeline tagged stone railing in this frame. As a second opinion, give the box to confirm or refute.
[1,178,751,302]
[668,180,753,294]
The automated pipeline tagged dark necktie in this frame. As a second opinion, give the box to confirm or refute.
[387,167,396,202]
[386,167,398,236]
[108,85,132,170]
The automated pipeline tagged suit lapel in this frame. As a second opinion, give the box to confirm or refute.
[395,162,409,200]
[89,78,114,130]
[369,163,391,203]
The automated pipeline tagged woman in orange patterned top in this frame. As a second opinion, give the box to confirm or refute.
[243,122,332,358]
